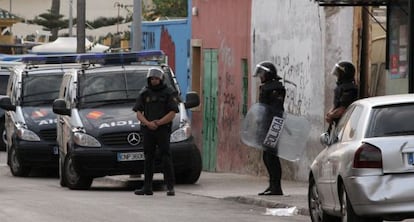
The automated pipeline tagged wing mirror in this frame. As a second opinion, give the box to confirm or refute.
[52,99,71,116]
[0,96,16,111]
[319,132,330,146]
[184,91,200,109]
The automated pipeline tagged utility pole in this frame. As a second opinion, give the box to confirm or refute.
[132,0,142,51]
[69,0,73,37]
[77,0,86,53]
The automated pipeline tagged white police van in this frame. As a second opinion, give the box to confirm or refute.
[52,50,202,190]
[0,57,82,176]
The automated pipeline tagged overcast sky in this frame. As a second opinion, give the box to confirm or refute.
[0,0,135,20]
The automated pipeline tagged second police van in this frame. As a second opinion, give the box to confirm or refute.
[52,51,202,190]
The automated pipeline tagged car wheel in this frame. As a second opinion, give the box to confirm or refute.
[59,151,66,187]
[63,154,93,190]
[0,118,7,151]
[8,143,30,177]
[175,147,202,184]
[339,184,383,222]
[308,176,340,222]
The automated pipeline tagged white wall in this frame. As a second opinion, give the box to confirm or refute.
[251,0,354,181]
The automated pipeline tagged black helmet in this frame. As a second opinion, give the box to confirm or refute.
[253,61,281,82]
[147,67,164,84]
[331,61,355,82]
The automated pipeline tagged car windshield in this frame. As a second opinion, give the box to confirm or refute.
[78,69,174,107]
[367,103,414,137]
[21,73,63,105]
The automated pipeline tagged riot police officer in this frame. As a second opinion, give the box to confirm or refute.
[254,61,286,196]
[132,67,179,196]
[325,61,358,125]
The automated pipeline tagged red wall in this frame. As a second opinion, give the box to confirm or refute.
[191,0,259,174]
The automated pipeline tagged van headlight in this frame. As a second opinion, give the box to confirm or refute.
[17,128,41,141]
[170,123,191,143]
[73,132,101,147]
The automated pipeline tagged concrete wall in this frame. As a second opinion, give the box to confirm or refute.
[252,0,354,180]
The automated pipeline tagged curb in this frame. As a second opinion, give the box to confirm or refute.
[224,196,309,216]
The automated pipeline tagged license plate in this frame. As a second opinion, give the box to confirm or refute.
[409,153,414,165]
[117,152,144,161]
[53,146,59,155]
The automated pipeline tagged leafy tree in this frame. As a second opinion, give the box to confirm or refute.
[144,0,187,20]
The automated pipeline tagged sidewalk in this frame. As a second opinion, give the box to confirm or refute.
[102,171,309,216]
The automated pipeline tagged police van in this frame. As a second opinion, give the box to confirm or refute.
[52,50,202,190]
[0,61,22,151]
[0,57,82,176]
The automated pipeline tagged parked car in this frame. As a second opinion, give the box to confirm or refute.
[0,61,21,151]
[0,57,81,176]
[52,50,202,190]
[308,94,414,222]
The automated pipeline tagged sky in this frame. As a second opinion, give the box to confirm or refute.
[0,0,135,20]
[0,0,138,38]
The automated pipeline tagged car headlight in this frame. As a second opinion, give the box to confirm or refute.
[73,132,101,147]
[17,128,41,141]
[170,123,191,143]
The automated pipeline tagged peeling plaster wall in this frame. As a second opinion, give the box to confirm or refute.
[252,0,354,181]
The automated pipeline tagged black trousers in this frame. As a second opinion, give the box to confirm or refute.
[142,127,175,190]
[263,149,283,193]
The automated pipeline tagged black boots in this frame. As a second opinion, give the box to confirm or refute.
[166,188,175,196]
[134,188,153,195]
[258,187,283,196]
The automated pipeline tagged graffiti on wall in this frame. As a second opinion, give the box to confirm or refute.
[273,55,311,115]
[219,40,238,129]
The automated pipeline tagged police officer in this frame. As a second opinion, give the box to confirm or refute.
[132,67,179,196]
[254,61,286,196]
[325,61,358,126]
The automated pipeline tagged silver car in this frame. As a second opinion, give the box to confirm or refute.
[308,94,414,222]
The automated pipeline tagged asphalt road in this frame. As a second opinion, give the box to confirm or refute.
[0,151,310,222]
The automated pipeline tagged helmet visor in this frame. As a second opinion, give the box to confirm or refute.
[331,63,345,77]
[253,64,270,77]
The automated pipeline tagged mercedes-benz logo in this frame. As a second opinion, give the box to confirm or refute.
[127,132,141,146]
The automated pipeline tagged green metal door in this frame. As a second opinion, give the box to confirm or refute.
[202,49,218,171]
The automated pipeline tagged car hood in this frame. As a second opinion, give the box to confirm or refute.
[365,136,414,173]
[22,106,57,132]
[78,105,181,137]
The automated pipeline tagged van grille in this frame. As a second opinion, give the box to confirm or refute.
[39,129,57,142]
[101,132,142,146]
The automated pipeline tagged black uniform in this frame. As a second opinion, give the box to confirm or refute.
[332,80,358,124]
[133,82,179,192]
[259,79,286,195]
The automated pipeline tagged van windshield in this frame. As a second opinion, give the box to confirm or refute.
[21,73,63,105]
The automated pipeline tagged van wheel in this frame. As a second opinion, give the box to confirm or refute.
[0,118,7,151]
[9,144,30,177]
[175,147,202,184]
[63,154,93,190]
[59,152,66,187]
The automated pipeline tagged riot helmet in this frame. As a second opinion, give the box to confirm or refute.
[331,61,355,82]
[253,61,281,83]
[147,67,165,85]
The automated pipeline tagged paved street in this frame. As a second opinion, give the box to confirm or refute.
[0,151,309,222]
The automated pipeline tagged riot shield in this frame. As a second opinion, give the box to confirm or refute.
[240,103,310,161]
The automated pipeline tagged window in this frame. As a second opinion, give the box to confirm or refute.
[341,105,362,141]
[367,103,414,137]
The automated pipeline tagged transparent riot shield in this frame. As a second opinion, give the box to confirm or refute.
[240,103,311,161]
